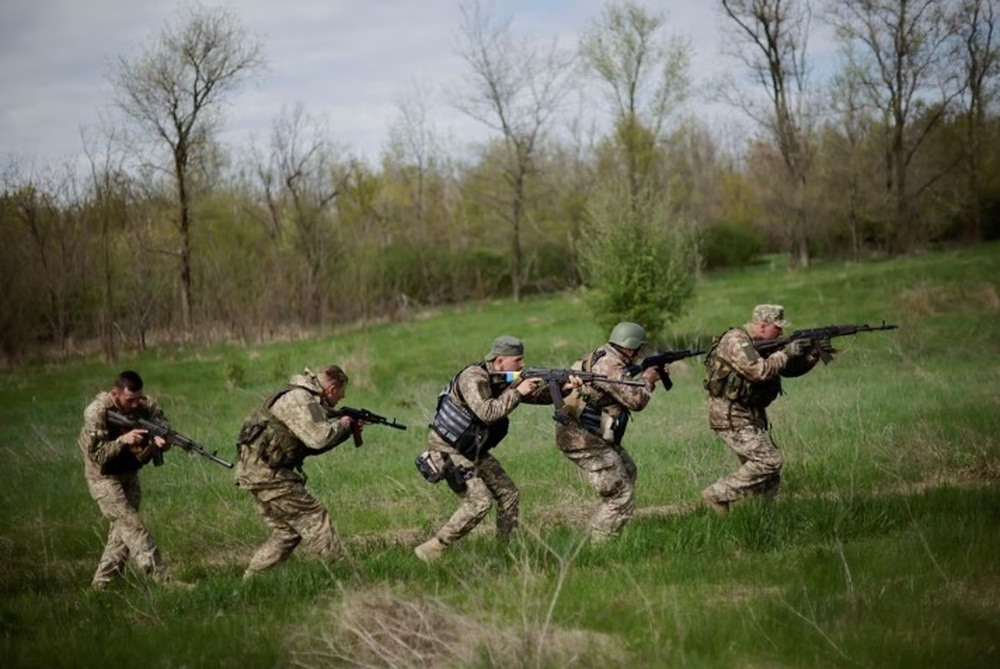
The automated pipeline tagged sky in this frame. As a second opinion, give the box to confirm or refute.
[0,0,831,173]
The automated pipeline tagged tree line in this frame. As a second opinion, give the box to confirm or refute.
[2,0,998,364]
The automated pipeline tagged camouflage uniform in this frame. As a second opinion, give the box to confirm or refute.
[702,309,820,507]
[417,341,557,557]
[235,370,353,577]
[555,343,655,542]
[78,391,172,589]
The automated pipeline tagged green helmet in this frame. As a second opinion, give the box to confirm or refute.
[609,322,646,349]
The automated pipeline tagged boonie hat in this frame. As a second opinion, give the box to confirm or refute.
[750,304,790,328]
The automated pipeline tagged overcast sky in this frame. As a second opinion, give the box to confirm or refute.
[0,0,831,172]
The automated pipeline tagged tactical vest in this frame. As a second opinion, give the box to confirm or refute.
[572,348,630,444]
[238,384,324,470]
[703,330,782,408]
[431,363,510,460]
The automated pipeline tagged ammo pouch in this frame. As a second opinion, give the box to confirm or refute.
[259,419,307,469]
[578,404,630,444]
[238,412,304,470]
[579,404,603,436]
[704,352,737,400]
[415,451,473,494]
[747,379,782,409]
[415,451,445,483]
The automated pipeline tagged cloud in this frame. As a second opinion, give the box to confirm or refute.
[1,0,817,171]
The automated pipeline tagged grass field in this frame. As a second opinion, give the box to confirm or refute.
[2,243,999,668]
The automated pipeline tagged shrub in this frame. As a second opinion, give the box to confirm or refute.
[578,182,697,339]
[699,220,764,270]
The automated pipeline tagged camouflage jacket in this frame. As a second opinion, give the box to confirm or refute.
[555,343,655,451]
[704,327,790,430]
[235,371,352,489]
[78,391,168,478]
[572,343,654,414]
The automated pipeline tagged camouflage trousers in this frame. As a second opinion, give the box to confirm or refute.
[244,480,343,577]
[431,451,519,547]
[556,425,637,542]
[85,471,166,587]
[703,424,783,504]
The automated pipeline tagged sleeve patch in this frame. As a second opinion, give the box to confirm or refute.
[740,341,761,361]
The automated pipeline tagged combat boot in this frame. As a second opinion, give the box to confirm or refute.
[701,490,730,516]
[414,537,446,563]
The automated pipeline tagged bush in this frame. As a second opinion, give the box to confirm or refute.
[699,220,763,270]
[578,183,697,339]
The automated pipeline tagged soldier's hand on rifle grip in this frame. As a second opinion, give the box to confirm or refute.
[121,428,147,446]
[784,339,809,357]
[564,375,584,391]
[641,366,662,386]
[515,377,541,396]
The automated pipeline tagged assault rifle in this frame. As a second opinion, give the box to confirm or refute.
[329,406,407,447]
[755,321,899,364]
[493,367,646,425]
[625,348,707,391]
[106,410,234,469]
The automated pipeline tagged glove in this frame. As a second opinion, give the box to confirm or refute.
[783,339,810,358]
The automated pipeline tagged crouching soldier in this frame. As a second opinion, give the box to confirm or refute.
[235,365,362,579]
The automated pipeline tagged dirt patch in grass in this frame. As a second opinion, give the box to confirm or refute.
[289,586,628,669]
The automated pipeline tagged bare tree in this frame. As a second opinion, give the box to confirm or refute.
[827,0,960,252]
[6,165,92,359]
[385,80,443,237]
[110,3,264,333]
[721,0,816,268]
[253,104,347,325]
[453,0,575,301]
[948,0,1000,241]
[81,123,133,362]
[579,0,690,208]
[827,59,883,260]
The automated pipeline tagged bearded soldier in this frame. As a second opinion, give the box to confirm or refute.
[78,370,190,590]
[700,304,821,514]
[555,322,665,542]
[235,365,362,578]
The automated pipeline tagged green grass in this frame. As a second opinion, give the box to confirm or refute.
[1,243,999,667]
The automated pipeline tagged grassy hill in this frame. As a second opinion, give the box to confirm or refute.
[1,243,998,668]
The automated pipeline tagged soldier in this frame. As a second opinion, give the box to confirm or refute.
[235,365,362,579]
[414,336,576,562]
[554,322,665,542]
[78,370,189,590]
[700,304,821,514]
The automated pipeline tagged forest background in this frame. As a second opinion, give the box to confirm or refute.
[3,0,1000,364]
